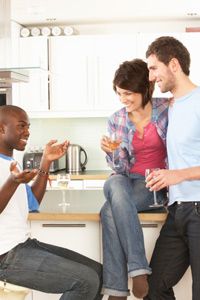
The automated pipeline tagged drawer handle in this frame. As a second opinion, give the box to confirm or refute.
[141,224,158,228]
[42,224,86,228]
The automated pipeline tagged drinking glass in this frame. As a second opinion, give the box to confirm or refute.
[57,174,71,212]
[145,168,163,208]
[107,132,121,167]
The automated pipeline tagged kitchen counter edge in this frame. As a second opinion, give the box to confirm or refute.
[49,170,111,180]
[28,212,167,222]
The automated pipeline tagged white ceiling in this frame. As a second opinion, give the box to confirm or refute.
[11,0,200,26]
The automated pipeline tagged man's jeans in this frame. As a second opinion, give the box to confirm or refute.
[0,238,103,300]
[144,201,200,300]
[100,173,166,297]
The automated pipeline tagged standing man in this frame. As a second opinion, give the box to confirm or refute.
[145,36,200,300]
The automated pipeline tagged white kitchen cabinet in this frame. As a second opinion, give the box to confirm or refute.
[49,35,137,117]
[30,220,101,260]
[16,33,200,118]
[30,220,101,300]
[142,221,162,261]
[16,69,48,112]
[13,37,49,112]
[179,32,200,86]
[19,37,48,70]
[49,36,94,114]
[92,35,137,113]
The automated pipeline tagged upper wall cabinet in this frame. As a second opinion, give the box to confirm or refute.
[19,36,48,69]
[179,32,200,86]
[49,35,137,117]
[92,35,138,113]
[49,36,94,115]
[13,37,49,112]
[16,33,200,117]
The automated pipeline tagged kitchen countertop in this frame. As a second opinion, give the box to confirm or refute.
[28,189,168,222]
[30,171,168,222]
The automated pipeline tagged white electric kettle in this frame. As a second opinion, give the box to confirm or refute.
[65,144,88,173]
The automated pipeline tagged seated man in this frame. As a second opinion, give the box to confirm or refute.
[0,105,102,300]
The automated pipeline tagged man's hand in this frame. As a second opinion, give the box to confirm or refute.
[146,169,185,191]
[10,161,38,184]
[42,139,70,162]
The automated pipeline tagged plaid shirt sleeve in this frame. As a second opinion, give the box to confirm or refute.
[105,108,132,174]
[153,97,169,145]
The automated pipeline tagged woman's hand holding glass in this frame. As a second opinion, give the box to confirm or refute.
[101,132,121,167]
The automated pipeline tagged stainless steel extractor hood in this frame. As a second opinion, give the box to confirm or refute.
[0,0,29,84]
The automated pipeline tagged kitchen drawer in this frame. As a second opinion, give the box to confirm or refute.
[30,220,101,261]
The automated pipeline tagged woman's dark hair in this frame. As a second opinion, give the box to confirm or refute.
[146,36,190,76]
[113,58,154,108]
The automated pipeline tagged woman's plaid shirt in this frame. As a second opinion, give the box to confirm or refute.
[106,97,169,175]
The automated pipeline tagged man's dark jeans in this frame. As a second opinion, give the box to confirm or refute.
[144,201,200,300]
[0,238,103,300]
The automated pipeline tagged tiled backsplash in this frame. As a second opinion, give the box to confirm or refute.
[14,117,110,171]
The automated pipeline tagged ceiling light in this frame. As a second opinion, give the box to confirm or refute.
[51,26,62,36]
[31,27,40,36]
[21,28,30,37]
[41,27,51,36]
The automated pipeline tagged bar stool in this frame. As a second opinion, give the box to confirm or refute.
[0,281,30,300]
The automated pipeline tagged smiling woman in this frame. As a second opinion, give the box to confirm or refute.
[100,58,169,299]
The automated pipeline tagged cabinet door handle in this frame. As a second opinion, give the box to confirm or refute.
[42,224,86,228]
[141,224,158,228]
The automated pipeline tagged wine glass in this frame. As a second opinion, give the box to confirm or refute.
[57,174,71,212]
[145,168,163,208]
[107,132,121,167]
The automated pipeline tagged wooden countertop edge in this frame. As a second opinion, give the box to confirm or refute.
[28,212,167,222]
[49,174,111,180]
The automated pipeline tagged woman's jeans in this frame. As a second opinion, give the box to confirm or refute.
[100,173,166,297]
[0,238,103,300]
[144,201,200,300]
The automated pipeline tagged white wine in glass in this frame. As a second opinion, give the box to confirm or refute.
[107,132,121,167]
[145,168,163,208]
[57,174,70,189]
[57,174,71,212]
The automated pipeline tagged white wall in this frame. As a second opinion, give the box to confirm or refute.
[14,117,110,171]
